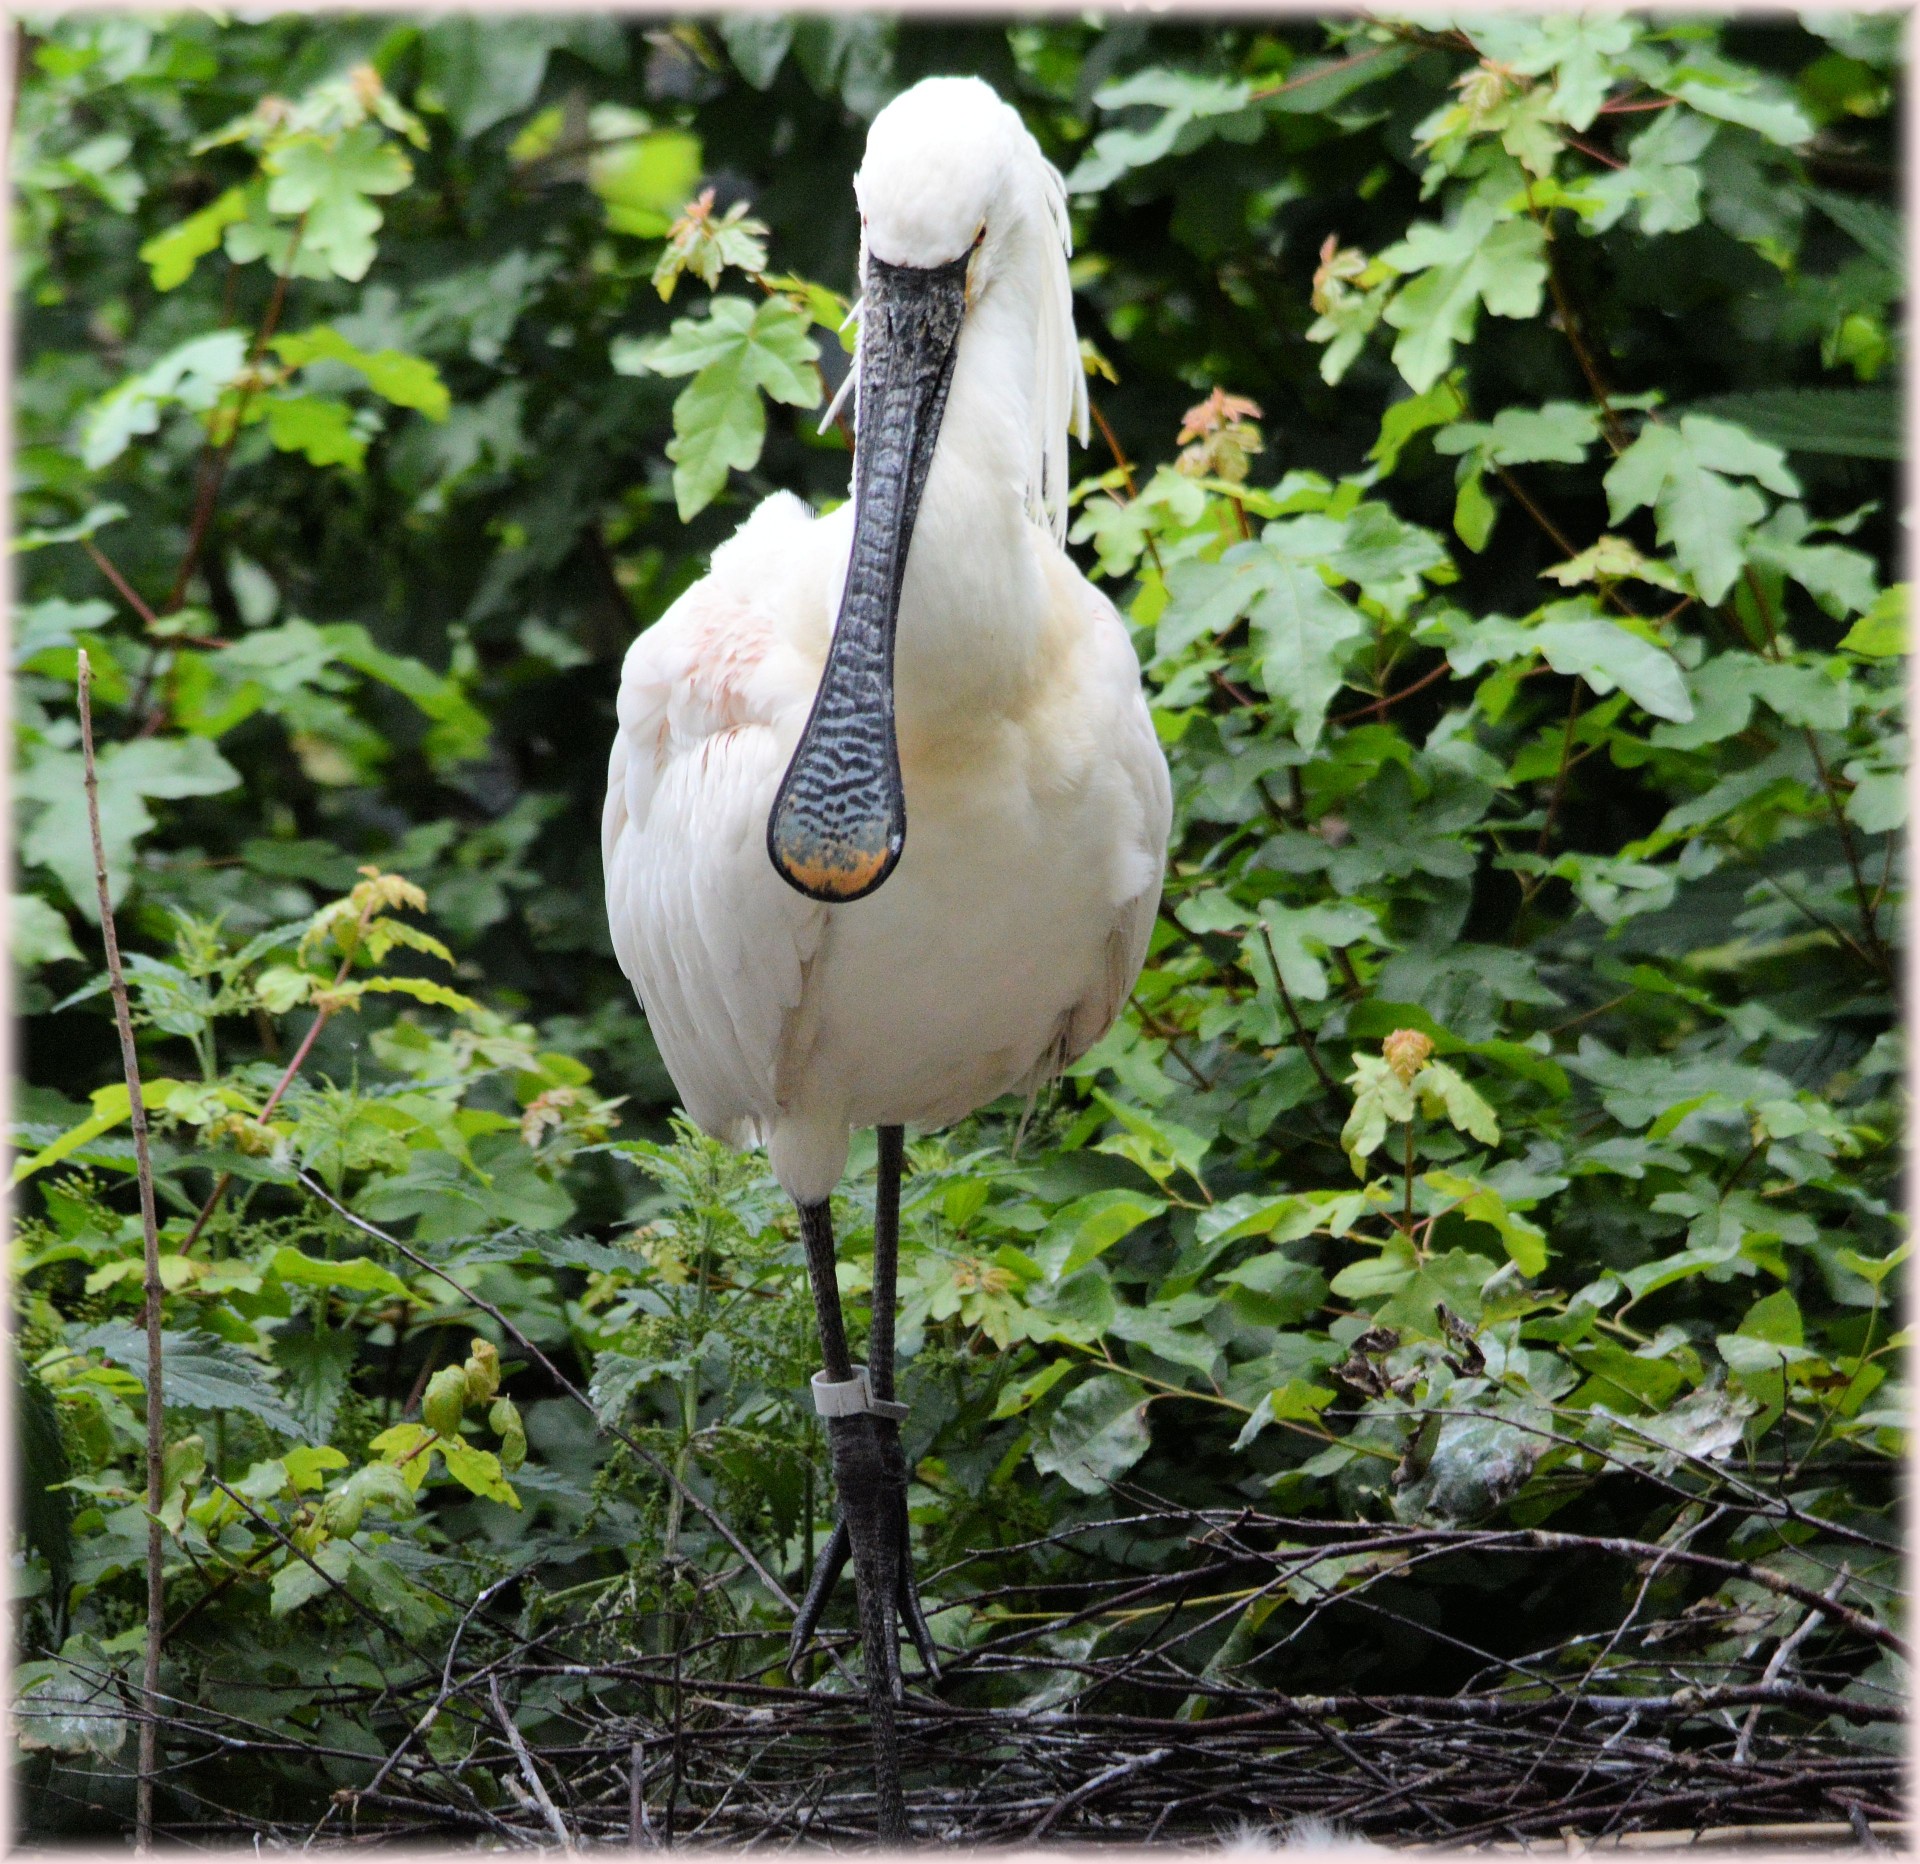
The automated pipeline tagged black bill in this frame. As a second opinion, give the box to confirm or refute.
[767,251,969,902]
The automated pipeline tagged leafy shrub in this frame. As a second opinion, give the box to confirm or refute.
[12,10,1902,1839]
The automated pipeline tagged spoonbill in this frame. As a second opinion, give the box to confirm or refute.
[603,74,1171,1838]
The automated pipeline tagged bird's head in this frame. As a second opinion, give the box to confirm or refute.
[856,79,1032,294]
[767,77,1082,906]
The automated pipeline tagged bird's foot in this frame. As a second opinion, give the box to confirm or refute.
[788,1414,939,1693]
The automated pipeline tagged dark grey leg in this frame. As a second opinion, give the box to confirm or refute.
[789,1130,940,1682]
[795,1195,907,1843]
[871,1126,940,1679]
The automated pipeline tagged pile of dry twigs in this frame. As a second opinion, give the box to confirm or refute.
[51,1495,1897,1849]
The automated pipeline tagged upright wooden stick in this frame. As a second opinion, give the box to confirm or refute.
[77,651,166,1850]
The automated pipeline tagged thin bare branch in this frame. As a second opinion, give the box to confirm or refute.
[78,651,166,1854]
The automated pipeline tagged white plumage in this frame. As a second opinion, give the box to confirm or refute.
[602,76,1171,1206]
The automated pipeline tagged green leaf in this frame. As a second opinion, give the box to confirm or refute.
[1164,520,1367,748]
[267,1248,410,1302]
[1841,586,1904,658]
[1033,1189,1166,1280]
[15,894,83,968]
[1738,1288,1804,1347]
[623,296,822,520]
[1341,1053,1416,1172]
[15,1648,128,1756]
[1436,402,1601,470]
[1232,1379,1334,1450]
[1330,1234,1417,1301]
[1369,374,1467,477]
[1586,107,1715,236]
[1458,14,1636,130]
[1414,1059,1501,1148]
[1068,69,1258,194]
[421,17,573,140]
[718,14,795,89]
[1265,40,1418,115]
[286,1444,352,1490]
[1380,204,1547,393]
[357,976,480,1014]
[73,1322,304,1436]
[271,326,451,420]
[261,395,364,469]
[1836,1240,1909,1289]
[1454,468,1496,551]
[1031,1372,1152,1494]
[1809,188,1902,272]
[1844,764,1904,834]
[320,623,490,767]
[1690,389,1899,461]
[989,1357,1076,1421]
[14,503,127,553]
[1533,616,1693,721]
[1603,415,1798,603]
[139,185,249,290]
[270,1540,351,1616]
[1392,1411,1543,1524]
[438,1438,521,1507]
[10,1079,186,1185]
[1543,536,1688,595]
[81,331,247,469]
[263,126,411,283]
[591,128,704,239]
[18,736,242,917]
[1091,1090,1211,1190]
[1668,69,1814,147]
[1247,899,1379,1003]
[1198,1193,1322,1249]
[1428,1170,1546,1275]
[14,596,114,668]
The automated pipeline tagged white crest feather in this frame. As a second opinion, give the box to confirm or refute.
[1029,138,1090,544]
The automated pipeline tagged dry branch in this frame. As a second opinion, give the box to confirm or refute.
[78,651,166,1855]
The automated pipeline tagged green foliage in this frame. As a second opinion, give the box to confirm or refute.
[12,9,1901,1839]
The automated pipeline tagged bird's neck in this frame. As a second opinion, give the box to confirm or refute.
[891,257,1053,739]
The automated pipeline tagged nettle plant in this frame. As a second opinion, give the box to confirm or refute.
[13,868,609,1709]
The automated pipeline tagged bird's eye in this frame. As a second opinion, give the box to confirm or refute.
[972,224,986,249]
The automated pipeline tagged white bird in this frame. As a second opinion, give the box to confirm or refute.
[603,74,1171,1838]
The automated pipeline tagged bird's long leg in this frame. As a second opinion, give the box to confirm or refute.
[871,1125,940,1679]
[795,1196,907,1843]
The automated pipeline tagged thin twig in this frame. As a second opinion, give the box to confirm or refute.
[1092,396,1165,578]
[1257,921,1341,1101]
[490,1677,575,1850]
[1531,205,1627,454]
[304,1570,523,1847]
[1026,1746,1171,1839]
[1333,657,1451,723]
[1562,132,1625,170]
[79,651,166,1854]
[164,214,306,615]
[1735,1564,1850,1765]
[179,893,374,1253]
[83,539,161,629]
[1534,683,1586,861]
[1737,568,1891,975]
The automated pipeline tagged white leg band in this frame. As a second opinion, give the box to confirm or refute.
[811,1365,909,1423]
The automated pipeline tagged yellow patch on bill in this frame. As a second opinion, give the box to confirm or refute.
[775,842,892,900]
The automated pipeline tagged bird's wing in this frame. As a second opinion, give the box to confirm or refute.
[1033,567,1174,1082]
[602,493,831,1140]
